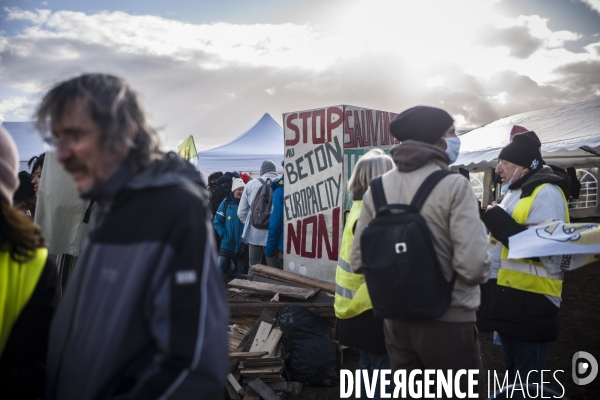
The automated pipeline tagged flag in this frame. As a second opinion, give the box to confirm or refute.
[177,136,198,161]
[508,220,600,271]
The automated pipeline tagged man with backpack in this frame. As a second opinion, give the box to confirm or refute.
[350,106,491,387]
[238,160,279,268]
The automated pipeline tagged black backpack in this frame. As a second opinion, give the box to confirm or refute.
[361,170,456,319]
[250,178,274,229]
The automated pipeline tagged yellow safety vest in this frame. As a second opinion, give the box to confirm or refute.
[0,247,48,356]
[334,201,373,319]
[497,184,569,299]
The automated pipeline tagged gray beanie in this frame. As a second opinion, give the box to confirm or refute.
[0,126,19,205]
[260,160,277,175]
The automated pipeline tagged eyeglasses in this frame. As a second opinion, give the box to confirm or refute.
[43,128,97,150]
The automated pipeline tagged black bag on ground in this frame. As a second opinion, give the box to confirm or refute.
[250,178,273,229]
[361,170,456,319]
[279,306,338,386]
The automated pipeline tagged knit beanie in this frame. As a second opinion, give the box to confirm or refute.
[0,126,19,205]
[390,106,454,144]
[498,131,543,171]
[231,178,245,192]
[260,160,277,175]
[240,173,251,183]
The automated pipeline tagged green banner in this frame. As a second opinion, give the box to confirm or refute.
[177,135,198,161]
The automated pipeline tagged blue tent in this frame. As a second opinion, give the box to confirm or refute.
[197,113,284,173]
[2,121,46,172]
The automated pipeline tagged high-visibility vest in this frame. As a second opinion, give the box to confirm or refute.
[334,201,373,319]
[497,184,569,300]
[0,247,48,356]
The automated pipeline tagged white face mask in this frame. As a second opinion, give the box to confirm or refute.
[444,137,461,164]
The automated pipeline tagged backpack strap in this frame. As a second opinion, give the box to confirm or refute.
[410,170,454,212]
[370,176,387,212]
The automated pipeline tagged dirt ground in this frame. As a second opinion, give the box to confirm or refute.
[294,263,600,399]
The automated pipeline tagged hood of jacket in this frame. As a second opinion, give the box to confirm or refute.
[270,176,284,191]
[216,171,240,186]
[390,140,450,172]
[83,152,203,202]
[510,165,571,199]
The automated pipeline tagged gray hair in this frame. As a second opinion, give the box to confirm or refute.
[348,149,394,201]
[35,73,162,171]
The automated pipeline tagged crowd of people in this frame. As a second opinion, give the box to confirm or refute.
[0,72,579,399]
[334,106,573,399]
[207,160,284,281]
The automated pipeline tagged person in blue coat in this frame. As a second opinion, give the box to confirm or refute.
[265,176,284,269]
[214,178,247,278]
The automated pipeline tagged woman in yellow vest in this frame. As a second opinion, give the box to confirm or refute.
[0,126,57,399]
[481,131,570,386]
[334,149,393,399]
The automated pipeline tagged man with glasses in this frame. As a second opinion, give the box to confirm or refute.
[37,74,228,400]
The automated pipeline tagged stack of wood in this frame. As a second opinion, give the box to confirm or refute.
[224,265,337,399]
[226,308,296,399]
[227,264,335,318]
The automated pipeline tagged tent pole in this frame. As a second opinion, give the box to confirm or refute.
[579,146,600,158]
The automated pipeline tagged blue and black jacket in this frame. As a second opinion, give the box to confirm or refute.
[214,193,244,254]
[45,152,229,400]
[266,177,284,258]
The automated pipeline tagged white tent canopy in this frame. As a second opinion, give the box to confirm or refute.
[2,121,46,172]
[197,113,284,173]
[453,99,600,170]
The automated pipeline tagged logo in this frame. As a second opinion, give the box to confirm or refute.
[395,243,407,254]
[175,270,198,285]
[572,351,598,385]
[530,159,539,170]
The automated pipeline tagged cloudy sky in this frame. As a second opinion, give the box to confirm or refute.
[1,0,599,150]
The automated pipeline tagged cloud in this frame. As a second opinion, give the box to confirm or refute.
[477,25,544,59]
[0,4,598,152]
[579,0,600,15]
[0,96,37,122]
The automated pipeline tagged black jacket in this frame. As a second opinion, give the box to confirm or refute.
[209,171,239,217]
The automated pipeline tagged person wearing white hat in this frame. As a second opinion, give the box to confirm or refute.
[214,177,247,279]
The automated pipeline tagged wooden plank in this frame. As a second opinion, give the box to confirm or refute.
[249,321,273,352]
[240,366,283,375]
[240,309,277,352]
[242,386,260,400]
[265,381,288,392]
[250,264,335,293]
[240,358,283,367]
[230,302,334,317]
[247,378,282,400]
[228,279,317,300]
[227,373,245,397]
[253,274,335,304]
[260,328,283,356]
[229,351,268,359]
